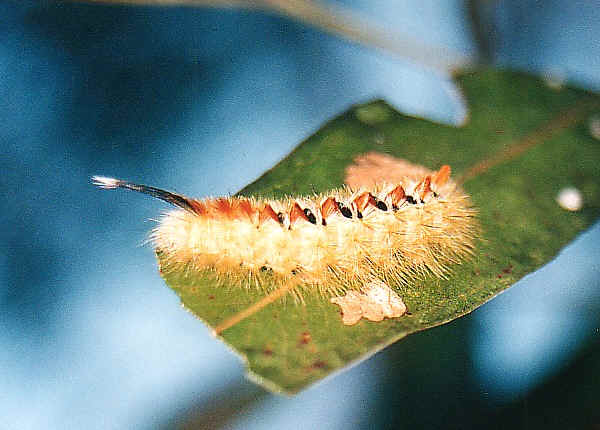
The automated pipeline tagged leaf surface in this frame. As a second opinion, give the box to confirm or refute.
[161,69,600,393]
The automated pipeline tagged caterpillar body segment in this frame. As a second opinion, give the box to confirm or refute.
[92,164,477,296]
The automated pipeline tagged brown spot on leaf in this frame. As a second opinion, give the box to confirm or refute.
[299,331,312,345]
[311,360,327,370]
[263,346,273,356]
[208,295,215,300]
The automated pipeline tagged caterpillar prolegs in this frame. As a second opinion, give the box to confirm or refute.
[93,162,477,301]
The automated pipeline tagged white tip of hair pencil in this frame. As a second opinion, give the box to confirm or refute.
[92,176,122,189]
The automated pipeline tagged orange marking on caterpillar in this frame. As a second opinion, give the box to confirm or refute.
[237,199,256,222]
[210,198,234,219]
[433,165,451,186]
[386,185,406,207]
[188,200,207,216]
[259,204,280,225]
[416,176,432,201]
[320,197,339,222]
[353,192,377,213]
[290,202,310,225]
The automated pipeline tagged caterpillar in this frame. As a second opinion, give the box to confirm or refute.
[92,162,477,300]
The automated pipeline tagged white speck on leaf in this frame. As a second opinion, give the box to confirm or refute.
[556,187,583,211]
[588,114,600,140]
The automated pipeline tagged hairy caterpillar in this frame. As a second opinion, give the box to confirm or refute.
[92,162,477,299]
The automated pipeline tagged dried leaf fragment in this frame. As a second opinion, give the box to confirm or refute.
[330,280,407,325]
[331,291,364,325]
[345,152,433,188]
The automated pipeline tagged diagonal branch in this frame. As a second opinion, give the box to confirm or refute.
[457,98,600,184]
[214,281,298,335]
[71,0,471,73]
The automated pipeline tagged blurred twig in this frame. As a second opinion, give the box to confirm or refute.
[457,98,600,184]
[72,0,473,74]
[162,380,268,429]
[466,0,496,63]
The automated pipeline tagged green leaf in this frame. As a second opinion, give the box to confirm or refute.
[161,68,600,393]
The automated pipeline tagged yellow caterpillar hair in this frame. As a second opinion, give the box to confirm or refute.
[93,164,477,298]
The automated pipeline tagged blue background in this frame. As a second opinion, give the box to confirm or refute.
[1,1,599,428]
